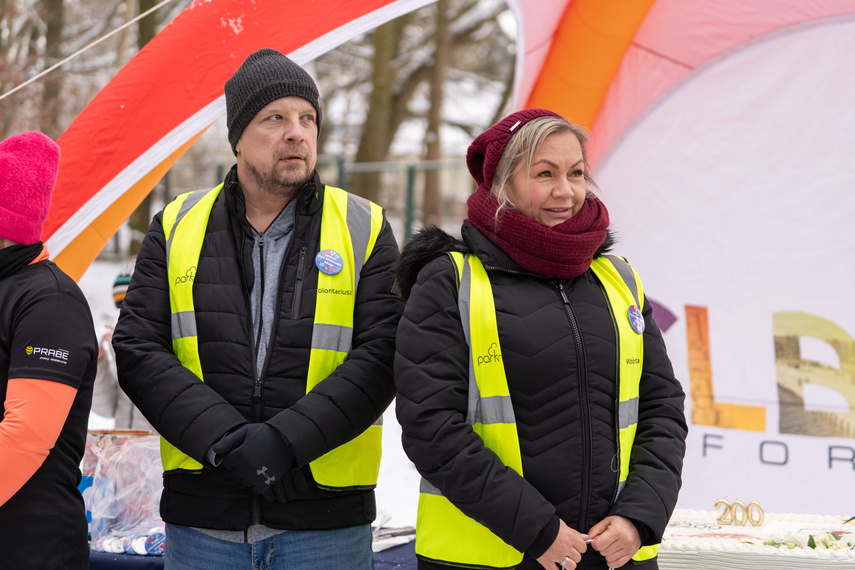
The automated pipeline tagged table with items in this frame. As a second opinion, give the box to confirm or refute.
[82,430,418,569]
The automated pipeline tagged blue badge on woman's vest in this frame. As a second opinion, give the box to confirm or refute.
[316,249,344,275]
[628,305,645,334]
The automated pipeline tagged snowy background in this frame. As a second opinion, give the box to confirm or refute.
[78,258,421,529]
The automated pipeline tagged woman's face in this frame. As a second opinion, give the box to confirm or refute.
[507,131,586,227]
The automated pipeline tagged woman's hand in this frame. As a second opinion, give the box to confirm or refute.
[536,519,588,570]
[586,515,641,568]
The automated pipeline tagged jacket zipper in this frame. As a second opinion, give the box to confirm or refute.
[481,262,594,525]
[250,232,265,526]
[258,249,288,385]
[259,208,301,385]
[252,210,301,525]
[291,245,308,316]
[556,280,592,534]
[252,233,265,412]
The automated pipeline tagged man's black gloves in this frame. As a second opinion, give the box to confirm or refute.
[264,464,309,503]
[211,423,299,501]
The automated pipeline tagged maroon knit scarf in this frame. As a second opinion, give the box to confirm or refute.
[466,186,609,278]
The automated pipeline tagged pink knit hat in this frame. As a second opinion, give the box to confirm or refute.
[0,131,60,245]
[466,108,560,191]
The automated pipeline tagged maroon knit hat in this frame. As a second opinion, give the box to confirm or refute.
[466,108,561,190]
[0,131,60,244]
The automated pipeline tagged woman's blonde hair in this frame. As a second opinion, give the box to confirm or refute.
[490,116,597,213]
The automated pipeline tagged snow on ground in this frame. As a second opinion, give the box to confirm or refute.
[78,258,421,528]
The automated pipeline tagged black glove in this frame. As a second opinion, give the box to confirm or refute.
[261,467,310,503]
[210,423,296,496]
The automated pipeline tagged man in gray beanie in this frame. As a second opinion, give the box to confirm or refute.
[225,48,322,153]
[114,48,402,569]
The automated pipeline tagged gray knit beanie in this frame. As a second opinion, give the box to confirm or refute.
[225,48,322,154]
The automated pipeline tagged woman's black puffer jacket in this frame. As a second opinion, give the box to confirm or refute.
[394,222,687,570]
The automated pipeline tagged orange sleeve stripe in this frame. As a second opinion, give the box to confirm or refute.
[0,377,77,506]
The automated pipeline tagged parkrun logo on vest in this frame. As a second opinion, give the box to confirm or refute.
[476,342,502,366]
[175,266,196,286]
[26,345,70,364]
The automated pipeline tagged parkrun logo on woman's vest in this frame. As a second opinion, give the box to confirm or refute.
[476,342,502,366]
[174,266,196,286]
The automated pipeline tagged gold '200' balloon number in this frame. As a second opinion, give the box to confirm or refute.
[715,499,765,526]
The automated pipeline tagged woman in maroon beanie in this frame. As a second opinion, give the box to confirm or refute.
[394,109,687,570]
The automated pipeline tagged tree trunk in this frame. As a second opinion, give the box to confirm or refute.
[349,19,403,202]
[137,0,158,46]
[40,0,64,139]
[421,0,450,229]
[127,0,160,255]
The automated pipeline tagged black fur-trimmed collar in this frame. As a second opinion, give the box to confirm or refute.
[395,224,616,301]
[395,226,466,301]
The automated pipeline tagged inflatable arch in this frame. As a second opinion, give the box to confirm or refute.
[40,0,855,514]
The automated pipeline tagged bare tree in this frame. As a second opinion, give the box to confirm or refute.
[1,1,44,137]
[347,16,410,203]
[422,0,451,227]
[127,0,167,255]
[40,0,64,138]
[1,0,193,139]
[318,0,514,208]
[1,0,514,255]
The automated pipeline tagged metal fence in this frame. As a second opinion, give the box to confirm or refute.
[173,156,471,236]
[100,156,473,259]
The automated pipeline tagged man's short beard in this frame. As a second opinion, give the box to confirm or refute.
[246,161,311,201]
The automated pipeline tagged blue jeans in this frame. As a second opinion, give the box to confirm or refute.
[164,523,376,570]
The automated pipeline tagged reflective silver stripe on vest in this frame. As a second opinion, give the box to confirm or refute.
[346,193,372,291]
[309,192,373,356]
[467,395,516,426]
[420,477,442,496]
[619,397,639,430]
[616,480,626,497]
[172,311,198,340]
[165,188,212,269]
[167,189,214,343]
[604,255,640,308]
[457,257,481,421]
[310,323,353,352]
[457,255,514,426]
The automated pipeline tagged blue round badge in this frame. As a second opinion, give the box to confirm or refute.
[627,305,645,334]
[144,532,166,555]
[315,249,344,275]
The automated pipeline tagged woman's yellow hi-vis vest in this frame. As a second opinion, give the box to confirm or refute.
[415,253,658,568]
[160,183,384,489]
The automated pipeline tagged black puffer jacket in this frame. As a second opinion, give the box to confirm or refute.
[113,168,402,530]
[0,247,97,569]
[395,223,687,570]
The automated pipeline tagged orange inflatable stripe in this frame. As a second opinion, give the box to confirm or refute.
[43,0,412,284]
[525,0,656,129]
[54,130,205,281]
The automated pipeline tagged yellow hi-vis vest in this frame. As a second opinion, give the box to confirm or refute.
[160,183,385,489]
[415,253,658,568]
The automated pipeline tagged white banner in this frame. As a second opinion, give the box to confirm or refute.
[596,17,855,516]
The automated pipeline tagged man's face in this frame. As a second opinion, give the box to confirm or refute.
[235,96,318,200]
